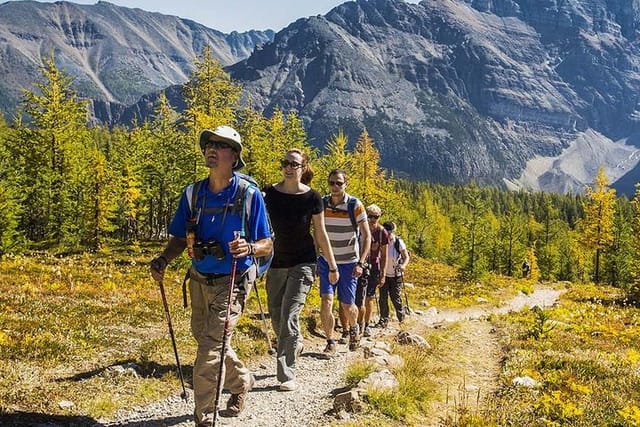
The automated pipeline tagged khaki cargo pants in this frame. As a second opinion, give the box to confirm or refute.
[189,265,256,425]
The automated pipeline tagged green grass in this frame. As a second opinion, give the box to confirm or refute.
[3,247,639,426]
[360,346,439,424]
[343,360,378,388]
[0,245,194,418]
[486,283,640,426]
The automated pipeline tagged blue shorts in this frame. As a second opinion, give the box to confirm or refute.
[318,257,358,305]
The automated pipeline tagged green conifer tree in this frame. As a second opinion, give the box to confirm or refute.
[0,116,24,255]
[19,54,91,246]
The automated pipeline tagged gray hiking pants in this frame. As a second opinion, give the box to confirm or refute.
[266,263,315,383]
[189,266,255,425]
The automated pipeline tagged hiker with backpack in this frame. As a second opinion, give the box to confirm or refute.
[262,148,339,392]
[319,169,371,356]
[522,260,531,278]
[356,204,389,338]
[150,126,273,426]
[377,221,409,328]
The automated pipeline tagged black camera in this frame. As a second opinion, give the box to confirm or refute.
[193,240,226,261]
[361,262,371,280]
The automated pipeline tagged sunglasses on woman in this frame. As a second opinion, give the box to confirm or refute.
[280,159,303,169]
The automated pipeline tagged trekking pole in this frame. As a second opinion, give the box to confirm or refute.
[399,269,412,315]
[374,285,380,321]
[253,280,276,355]
[213,254,239,426]
[158,279,188,401]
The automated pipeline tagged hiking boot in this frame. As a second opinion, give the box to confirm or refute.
[321,340,337,359]
[363,326,372,337]
[226,374,255,416]
[338,330,349,344]
[279,379,298,391]
[374,319,388,328]
[348,328,360,351]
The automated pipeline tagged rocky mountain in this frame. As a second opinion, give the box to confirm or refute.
[0,0,273,120]
[1,0,639,195]
[228,0,640,194]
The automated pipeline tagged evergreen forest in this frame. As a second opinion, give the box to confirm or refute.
[1,46,639,292]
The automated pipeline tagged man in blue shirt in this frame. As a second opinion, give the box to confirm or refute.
[150,125,273,425]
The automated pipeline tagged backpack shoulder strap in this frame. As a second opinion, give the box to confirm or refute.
[236,177,252,238]
[186,178,208,219]
[394,236,401,255]
[347,196,358,232]
[237,176,273,277]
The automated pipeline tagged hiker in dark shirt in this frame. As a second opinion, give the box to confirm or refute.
[263,148,338,392]
[522,260,531,278]
[356,204,388,338]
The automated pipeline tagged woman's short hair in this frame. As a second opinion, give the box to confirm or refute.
[366,204,382,216]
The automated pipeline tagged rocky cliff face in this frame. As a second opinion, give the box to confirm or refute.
[0,0,272,115]
[229,0,640,193]
[2,0,639,194]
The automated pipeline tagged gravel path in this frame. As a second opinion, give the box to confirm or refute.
[415,286,564,426]
[420,287,564,325]
[95,338,363,427]
[95,286,564,427]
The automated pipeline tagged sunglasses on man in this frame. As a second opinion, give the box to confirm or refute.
[203,140,233,150]
[328,180,345,187]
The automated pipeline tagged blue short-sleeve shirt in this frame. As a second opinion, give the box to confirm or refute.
[168,174,272,274]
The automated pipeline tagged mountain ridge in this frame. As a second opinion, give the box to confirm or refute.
[1,0,639,195]
[228,0,640,193]
[0,0,273,113]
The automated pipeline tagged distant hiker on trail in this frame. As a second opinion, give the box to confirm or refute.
[522,260,531,278]
[150,126,273,425]
[263,148,339,392]
[377,221,409,328]
[318,169,371,357]
[356,204,388,338]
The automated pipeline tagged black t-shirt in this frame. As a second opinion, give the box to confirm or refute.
[263,184,324,268]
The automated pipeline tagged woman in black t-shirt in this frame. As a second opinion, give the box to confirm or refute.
[263,148,339,392]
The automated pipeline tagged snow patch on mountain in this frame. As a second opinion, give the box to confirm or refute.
[506,129,640,193]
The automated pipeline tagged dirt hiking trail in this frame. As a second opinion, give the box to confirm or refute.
[97,287,563,427]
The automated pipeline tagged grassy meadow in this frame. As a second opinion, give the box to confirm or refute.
[1,247,639,426]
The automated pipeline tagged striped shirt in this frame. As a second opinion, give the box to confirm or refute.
[323,193,367,264]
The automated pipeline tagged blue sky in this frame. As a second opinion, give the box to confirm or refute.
[19,0,420,33]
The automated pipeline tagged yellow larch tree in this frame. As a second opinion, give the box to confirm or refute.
[578,166,616,283]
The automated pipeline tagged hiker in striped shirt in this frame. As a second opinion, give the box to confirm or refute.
[318,169,371,357]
